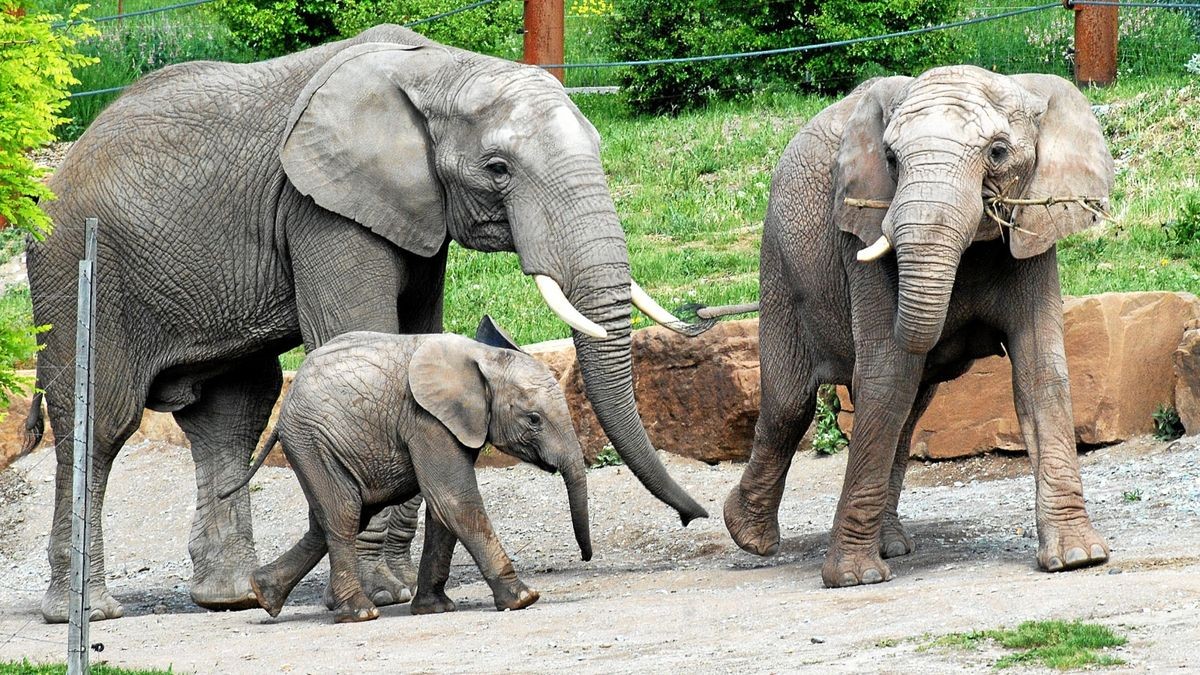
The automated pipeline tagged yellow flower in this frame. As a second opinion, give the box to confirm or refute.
[1161,258,1170,266]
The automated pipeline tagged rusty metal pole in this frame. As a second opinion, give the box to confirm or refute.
[1069,0,1118,86]
[524,0,565,83]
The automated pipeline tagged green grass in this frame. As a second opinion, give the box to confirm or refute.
[924,620,1127,670]
[0,660,173,674]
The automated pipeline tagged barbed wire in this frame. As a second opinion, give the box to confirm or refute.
[1069,1,1200,7]
[403,0,506,27]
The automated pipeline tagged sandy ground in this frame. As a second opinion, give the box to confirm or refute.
[1,436,1198,673]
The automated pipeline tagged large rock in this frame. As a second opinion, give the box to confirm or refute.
[1174,319,1200,435]
[543,320,760,464]
[840,292,1200,458]
[3,292,1195,471]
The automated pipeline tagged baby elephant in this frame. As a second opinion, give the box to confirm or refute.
[220,327,592,623]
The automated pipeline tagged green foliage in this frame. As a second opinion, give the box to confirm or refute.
[1164,195,1200,250]
[0,660,173,674]
[212,0,522,60]
[927,620,1127,670]
[607,0,965,114]
[0,286,45,420]
[335,0,522,58]
[0,3,96,235]
[1152,404,1184,441]
[813,384,848,456]
[1122,488,1143,502]
[589,444,624,468]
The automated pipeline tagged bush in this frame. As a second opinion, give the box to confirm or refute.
[0,3,94,417]
[214,0,522,60]
[609,0,965,114]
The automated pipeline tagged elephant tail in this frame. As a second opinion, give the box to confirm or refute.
[21,391,45,455]
[218,429,279,500]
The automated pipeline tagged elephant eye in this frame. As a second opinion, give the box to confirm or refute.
[527,412,542,426]
[989,142,1009,164]
[485,160,510,177]
[884,148,898,174]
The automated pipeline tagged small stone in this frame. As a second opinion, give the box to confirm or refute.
[1108,567,1123,575]
[810,637,825,644]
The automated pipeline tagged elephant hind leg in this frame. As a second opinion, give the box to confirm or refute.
[252,510,328,618]
[880,384,937,560]
[41,365,143,623]
[173,354,283,611]
[725,296,818,557]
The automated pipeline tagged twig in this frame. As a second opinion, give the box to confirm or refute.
[843,194,1114,236]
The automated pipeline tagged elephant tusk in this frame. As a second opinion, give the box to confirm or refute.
[630,280,685,327]
[534,275,608,339]
[856,234,893,262]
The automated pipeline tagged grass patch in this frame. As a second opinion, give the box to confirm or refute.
[0,660,173,674]
[925,620,1127,670]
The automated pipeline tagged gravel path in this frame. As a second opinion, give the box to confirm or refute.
[1,436,1198,673]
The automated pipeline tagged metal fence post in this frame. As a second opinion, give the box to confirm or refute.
[68,217,98,675]
[1069,0,1118,86]
[524,0,565,82]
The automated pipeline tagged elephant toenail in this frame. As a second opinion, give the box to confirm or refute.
[1090,544,1107,559]
[840,572,859,586]
[862,569,883,583]
[1048,556,1063,571]
[373,591,394,605]
[1065,547,1087,565]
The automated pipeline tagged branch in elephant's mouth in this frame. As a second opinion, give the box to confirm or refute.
[842,194,1113,238]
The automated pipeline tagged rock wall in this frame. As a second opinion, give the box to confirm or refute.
[3,291,1198,472]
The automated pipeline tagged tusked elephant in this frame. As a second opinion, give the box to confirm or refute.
[219,320,590,623]
[24,24,706,624]
[722,65,1114,587]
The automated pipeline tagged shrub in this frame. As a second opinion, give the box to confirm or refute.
[609,0,965,114]
[214,0,522,60]
[0,3,94,417]
[813,384,848,455]
[1152,404,1184,441]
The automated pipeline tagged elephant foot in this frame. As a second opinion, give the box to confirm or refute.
[723,486,781,557]
[387,555,419,592]
[249,568,292,618]
[1037,520,1109,572]
[411,590,457,615]
[822,546,893,588]
[333,594,380,623]
[492,582,539,612]
[880,516,915,559]
[324,560,411,610]
[191,565,260,611]
[42,583,125,623]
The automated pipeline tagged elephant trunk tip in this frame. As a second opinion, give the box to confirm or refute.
[679,503,709,527]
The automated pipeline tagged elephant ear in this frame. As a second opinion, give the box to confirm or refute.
[832,76,913,245]
[409,335,490,448]
[474,315,525,353]
[1007,74,1114,259]
[282,43,447,258]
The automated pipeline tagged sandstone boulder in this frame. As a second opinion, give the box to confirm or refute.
[839,292,1200,458]
[1174,319,1200,435]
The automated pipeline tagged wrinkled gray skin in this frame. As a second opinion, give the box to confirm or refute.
[221,330,591,623]
[723,66,1115,588]
[25,24,704,624]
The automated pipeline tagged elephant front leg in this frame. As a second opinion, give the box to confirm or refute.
[410,507,458,615]
[174,357,282,610]
[1006,296,1107,572]
[384,495,422,590]
[880,384,937,560]
[824,353,924,588]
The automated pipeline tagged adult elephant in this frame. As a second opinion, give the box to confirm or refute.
[25,24,706,623]
[722,66,1113,587]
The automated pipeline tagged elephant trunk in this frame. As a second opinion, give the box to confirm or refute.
[568,269,709,525]
[889,193,977,355]
[557,449,592,561]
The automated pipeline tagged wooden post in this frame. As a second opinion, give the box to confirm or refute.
[1070,0,1118,86]
[524,0,564,82]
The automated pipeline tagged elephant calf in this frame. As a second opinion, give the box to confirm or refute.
[220,328,591,622]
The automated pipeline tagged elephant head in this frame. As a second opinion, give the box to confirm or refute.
[277,40,705,525]
[832,66,1114,354]
[409,332,592,561]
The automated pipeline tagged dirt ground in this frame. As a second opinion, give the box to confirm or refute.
[1,435,1198,673]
